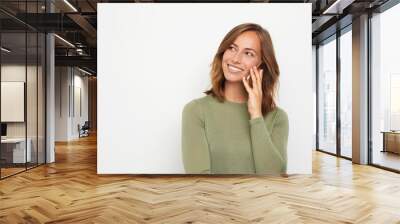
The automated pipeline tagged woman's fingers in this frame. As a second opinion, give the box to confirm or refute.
[253,67,261,90]
[254,67,263,92]
[242,76,252,93]
[244,66,264,95]
[250,68,257,89]
[258,69,263,92]
[251,67,261,95]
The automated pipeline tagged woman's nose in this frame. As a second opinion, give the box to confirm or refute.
[232,52,242,63]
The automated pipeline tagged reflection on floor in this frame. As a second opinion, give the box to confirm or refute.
[0,167,25,177]
[0,162,41,178]
[373,150,400,170]
[341,148,352,158]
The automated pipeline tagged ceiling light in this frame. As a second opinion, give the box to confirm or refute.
[1,47,11,53]
[54,34,75,48]
[63,0,78,12]
[322,0,354,15]
[78,67,93,76]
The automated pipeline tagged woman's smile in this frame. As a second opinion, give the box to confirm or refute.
[227,64,244,73]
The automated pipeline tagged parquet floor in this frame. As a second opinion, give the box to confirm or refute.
[0,167,26,178]
[1,134,400,223]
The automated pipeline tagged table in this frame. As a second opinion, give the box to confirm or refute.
[1,138,32,163]
[381,131,400,154]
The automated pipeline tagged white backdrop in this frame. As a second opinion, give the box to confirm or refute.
[98,3,313,174]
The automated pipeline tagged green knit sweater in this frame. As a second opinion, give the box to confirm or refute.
[181,95,289,175]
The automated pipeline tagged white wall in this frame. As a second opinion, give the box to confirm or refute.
[55,67,69,141]
[55,67,89,141]
[98,3,313,174]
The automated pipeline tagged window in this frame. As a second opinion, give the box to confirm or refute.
[370,2,400,171]
[340,28,352,158]
[318,36,337,154]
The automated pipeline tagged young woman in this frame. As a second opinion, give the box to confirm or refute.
[181,23,289,175]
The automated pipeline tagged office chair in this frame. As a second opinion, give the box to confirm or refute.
[79,121,90,138]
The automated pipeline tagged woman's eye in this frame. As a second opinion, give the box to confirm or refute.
[229,46,236,51]
[246,52,254,57]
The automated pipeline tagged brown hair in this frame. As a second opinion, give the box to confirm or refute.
[204,23,280,116]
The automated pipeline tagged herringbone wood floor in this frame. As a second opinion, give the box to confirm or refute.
[1,134,400,223]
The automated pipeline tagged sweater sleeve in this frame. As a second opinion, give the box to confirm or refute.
[181,100,211,174]
[249,109,289,175]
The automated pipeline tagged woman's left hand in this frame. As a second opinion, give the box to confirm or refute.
[242,66,263,120]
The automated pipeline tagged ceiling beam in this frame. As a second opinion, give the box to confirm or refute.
[322,0,356,14]
[55,55,96,69]
[67,13,97,46]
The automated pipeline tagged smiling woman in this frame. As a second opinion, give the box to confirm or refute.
[223,31,262,90]
[181,23,289,175]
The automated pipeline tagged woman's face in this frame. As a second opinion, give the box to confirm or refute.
[222,31,262,83]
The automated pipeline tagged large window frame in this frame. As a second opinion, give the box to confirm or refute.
[316,0,400,174]
[316,24,353,161]
[368,0,400,173]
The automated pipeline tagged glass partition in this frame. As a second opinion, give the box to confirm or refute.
[339,28,352,158]
[0,1,46,179]
[27,31,38,169]
[38,32,45,165]
[0,31,28,178]
[317,36,337,155]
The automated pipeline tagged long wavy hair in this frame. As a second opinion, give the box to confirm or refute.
[204,23,280,116]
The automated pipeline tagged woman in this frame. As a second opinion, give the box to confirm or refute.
[181,23,289,175]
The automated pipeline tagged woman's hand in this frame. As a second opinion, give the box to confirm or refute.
[242,66,263,120]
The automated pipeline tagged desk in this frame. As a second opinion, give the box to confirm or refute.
[1,138,32,163]
[381,131,400,154]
